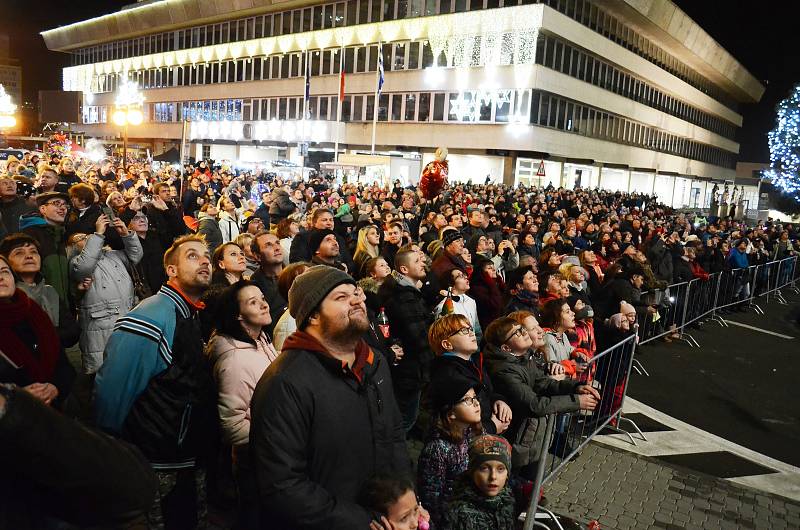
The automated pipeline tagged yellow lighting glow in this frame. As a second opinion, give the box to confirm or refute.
[126,108,144,126]
[112,109,128,126]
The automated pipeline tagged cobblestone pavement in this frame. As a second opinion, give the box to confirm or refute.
[543,442,800,530]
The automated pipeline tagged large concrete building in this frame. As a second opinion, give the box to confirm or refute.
[42,0,764,210]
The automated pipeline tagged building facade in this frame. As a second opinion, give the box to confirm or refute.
[43,0,764,210]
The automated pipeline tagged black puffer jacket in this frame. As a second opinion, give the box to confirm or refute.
[377,274,435,384]
[484,345,580,469]
[250,332,409,530]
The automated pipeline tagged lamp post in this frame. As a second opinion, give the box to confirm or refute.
[0,84,17,131]
[112,81,144,171]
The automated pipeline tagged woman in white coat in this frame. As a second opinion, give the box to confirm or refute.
[68,213,142,374]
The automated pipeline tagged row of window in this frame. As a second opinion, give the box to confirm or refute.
[89,37,737,147]
[542,0,740,110]
[154,88,528,124]
[536,32,738,140]
[72,0,496,65]
[529,91,736,169]
[91,41,435,94]
[86,87,733,168]
[70,0,737,111]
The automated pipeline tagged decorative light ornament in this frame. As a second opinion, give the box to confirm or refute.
[260,38,275,56]
[277,35,294,54]
[245,40,260,57]
[449,93,477,122]
[314,29,333,50]
[380,21,401,43]
[230,42,244,59]
[115,80,144,107]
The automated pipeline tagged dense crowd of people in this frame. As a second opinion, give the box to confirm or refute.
[0,150,798,530]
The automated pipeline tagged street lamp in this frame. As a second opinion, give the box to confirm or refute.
[112,80,145,170]
[0,84,17,130]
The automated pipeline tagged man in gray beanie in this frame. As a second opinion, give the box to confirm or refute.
[250,265,409,529]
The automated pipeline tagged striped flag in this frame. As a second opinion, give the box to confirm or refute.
[377,47,384,95]
[338,67,345,103]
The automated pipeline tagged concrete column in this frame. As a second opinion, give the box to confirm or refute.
[651,168,658,196]
[502,155,515,187]
[627,169,632,193]
[558,161,564,188]
[671,176,678,209]
[597,165,604,189]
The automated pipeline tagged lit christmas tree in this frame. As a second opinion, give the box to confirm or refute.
[767,84,800,201]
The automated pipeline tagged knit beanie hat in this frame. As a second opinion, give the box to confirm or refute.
[430,377,478,412]
[468,434,512,472]
[619,300,636,317]
[288,265,355,329]
[308,229,337,256]
[441,228,463,248]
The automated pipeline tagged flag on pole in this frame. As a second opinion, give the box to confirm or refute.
[377,47,384,95]
[304,51,311,105]
[338,66,346,102]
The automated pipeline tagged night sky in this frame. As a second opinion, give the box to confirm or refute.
[4,0,798,163]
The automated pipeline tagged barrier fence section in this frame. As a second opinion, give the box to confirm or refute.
[636,255,799,349]
[523,334,640,530]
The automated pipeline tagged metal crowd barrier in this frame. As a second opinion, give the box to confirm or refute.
[635,256,799,347]
[636,281,696,348]
[521,255,798,528]
[522,334,641,530]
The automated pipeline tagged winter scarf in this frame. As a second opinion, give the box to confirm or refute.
[0,289,61,383]
[511,289,538,308]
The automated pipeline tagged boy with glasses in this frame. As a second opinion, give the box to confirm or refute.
[21,192,71,305]
[428,314,512,436]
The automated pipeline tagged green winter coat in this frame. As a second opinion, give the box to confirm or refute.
[443,474,516,530]
[483,344,581,469]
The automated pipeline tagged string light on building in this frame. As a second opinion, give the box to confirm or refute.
[60,4,545,94]
[767,83,800,200]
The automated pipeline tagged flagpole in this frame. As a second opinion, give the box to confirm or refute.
[371,42,382,155]
[303,49,310,130]
[334,45,344,163]
[302,49,310,175]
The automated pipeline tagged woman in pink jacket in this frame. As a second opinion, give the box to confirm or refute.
[207,279,279,529]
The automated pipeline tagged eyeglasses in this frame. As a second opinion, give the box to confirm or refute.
[449,326,475,338]
[457,395,480,407]
[45,201,67,208]
[503,326,528,343]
